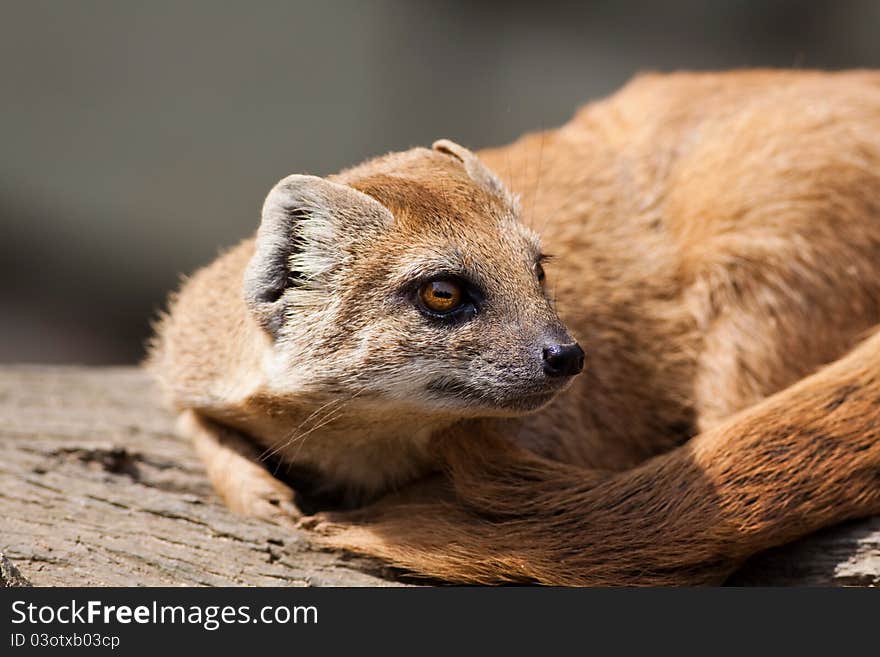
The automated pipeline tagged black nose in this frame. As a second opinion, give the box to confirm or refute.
[542,342,585,377]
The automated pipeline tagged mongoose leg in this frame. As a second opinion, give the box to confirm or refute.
[177,409,301,527]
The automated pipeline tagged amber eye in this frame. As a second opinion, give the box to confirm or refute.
[418,279,463,314]
[536,262,546,284]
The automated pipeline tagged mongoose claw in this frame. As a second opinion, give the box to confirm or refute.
[223,470,302,530]
[296,512,345,536]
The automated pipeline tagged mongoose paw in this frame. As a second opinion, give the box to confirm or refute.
[222,469,302,529]
[297,512,347,536]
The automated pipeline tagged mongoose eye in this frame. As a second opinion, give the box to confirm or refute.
[419,279,463,314]
[536,262,546,284]
[536,253,553,285]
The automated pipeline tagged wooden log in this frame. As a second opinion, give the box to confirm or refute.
[0,366,399,586]
[1,366,877,586]
[1,553,31,587]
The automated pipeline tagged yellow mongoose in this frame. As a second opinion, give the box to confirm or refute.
[149,70,880,584]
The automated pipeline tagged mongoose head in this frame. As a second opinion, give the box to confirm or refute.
[244,140,583,418]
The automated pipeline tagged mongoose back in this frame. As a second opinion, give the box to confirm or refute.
[149,69,880,584]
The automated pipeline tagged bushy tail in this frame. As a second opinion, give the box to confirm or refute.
[303,432,733,585]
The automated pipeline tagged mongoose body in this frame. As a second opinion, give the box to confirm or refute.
[149,70,880,583]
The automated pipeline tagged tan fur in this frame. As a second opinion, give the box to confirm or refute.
[149,69,880,584]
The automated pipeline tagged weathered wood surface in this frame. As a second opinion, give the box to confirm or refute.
[0,367,400,586]
[1,366,877,587]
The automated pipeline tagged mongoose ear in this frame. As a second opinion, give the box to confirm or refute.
[432,139,507,198]
[243,174,392,336]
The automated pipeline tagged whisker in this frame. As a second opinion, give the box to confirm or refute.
[264,385,368,472]
[259,395,343,462]
[282,387,370,478]
[288,395,358,461]
[534,187,586,233]
[531,129,547,231]
[274,400,345,459]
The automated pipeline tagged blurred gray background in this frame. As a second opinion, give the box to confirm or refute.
[3,0,880,364]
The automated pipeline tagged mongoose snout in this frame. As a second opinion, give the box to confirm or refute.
[542,342,585,377]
